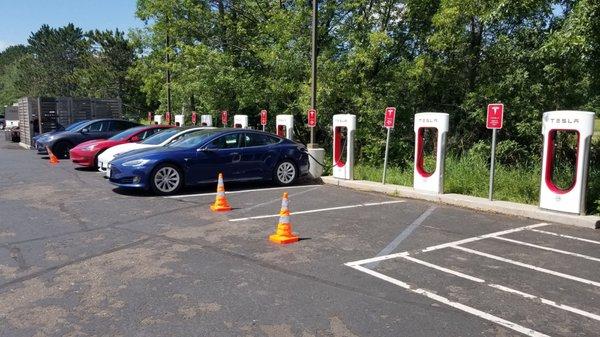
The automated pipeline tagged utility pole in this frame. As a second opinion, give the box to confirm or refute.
[166,16,172,123]
[309,0,318,147]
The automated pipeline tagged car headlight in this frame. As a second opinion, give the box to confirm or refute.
[81,145,96,151]
[122,159,150,167]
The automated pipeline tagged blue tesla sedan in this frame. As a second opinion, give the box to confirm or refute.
[108,128,310,195]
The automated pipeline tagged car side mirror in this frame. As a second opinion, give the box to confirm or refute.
[197,146,215,153]
[80,128,89,134]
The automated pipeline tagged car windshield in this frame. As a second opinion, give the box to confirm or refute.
[166,129,221,148]
[64,120,88,131]
[109,126,145,140]
[142,128,180,145]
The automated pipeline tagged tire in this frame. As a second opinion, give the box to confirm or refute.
[273,160,298,186]
[150,164,183,195]
[53,141,72,159]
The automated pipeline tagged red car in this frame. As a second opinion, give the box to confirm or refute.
[69,125,174,167]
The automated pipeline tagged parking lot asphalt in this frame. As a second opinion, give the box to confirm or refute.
[1,140,600,336]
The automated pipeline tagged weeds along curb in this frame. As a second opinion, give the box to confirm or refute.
[321,176,600,230]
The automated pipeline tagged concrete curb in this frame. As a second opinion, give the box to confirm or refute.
[321,176,600,229]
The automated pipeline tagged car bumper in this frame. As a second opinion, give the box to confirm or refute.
[98,160,109,176]
[69,149,96,167]
[36,141,49,154]
[108,165,149,189]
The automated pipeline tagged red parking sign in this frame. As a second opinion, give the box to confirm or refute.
[384,107,396,128]
[260,110,268,126]
[221,111,228,126]
[486,103,504,129]
[147,111,153,122]
[307,109,317,127]
[165,111,171,125]
[191,111,197,125]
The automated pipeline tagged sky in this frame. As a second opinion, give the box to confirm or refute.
[0,0,144,51]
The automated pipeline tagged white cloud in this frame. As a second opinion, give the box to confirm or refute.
[0,40,15,52]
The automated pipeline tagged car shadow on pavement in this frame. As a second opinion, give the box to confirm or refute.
[111,177,322,198]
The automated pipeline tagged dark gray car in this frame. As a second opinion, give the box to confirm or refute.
[37,119,140,158]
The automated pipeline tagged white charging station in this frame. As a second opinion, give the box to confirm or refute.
[276,115,294,139]
[233,115,248,128]
[200,115,213,126]
[153,115,163,124]
[174,114,185,126]
[413,112,449,194]
[332,114,356,180]
[539,110,595,214]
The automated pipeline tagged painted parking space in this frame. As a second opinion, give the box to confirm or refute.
[346,223,600,336]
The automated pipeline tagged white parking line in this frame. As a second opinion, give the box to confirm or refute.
[364,206,437,269]
[453,245,600,288]
[348,265,549,337]
[164,184,322,199]
[399,255,600,322]
[228,200,405,222]
[345,223,550,267]
[493,236,600,263]
[529,228,600,246]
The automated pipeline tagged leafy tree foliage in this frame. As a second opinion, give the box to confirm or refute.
[0,24,147,118]
[132,0,599,167]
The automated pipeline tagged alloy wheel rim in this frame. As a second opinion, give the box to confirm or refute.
[277,162,295,184]
[154,167,180,193]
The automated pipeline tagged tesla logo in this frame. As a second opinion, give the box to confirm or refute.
[418,118,438,123]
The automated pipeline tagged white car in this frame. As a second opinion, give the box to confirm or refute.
[98,126,215,176]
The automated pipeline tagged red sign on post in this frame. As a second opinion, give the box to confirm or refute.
[165,111,171,125]
[191,111,197,125]
[307,109,317,127]
[260,110,268,126]
[221,111,228,126]
[486,103,504,129]
[147,111,153,122]
[384,107,396,128]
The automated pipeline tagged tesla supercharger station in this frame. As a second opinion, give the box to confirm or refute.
[332,114,356,180]
[174,114,185,126]
[539,110,595,214]
[153,115,163,124]
[200,115,213,126]
[413,112,449,194]
[276,115,294,139]
[233,115,248,128]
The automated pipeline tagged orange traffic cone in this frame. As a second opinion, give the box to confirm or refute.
[46,146,59,165]
[269,192,299,244]
[210,173,232,212]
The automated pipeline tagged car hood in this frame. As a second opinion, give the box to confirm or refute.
[99,143,156,161]
[111,146,188,165]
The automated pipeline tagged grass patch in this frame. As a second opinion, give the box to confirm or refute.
[356,155,541,205]
[594,119,600,141]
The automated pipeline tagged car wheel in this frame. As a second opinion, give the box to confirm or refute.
[150,164,183,195]
[273,160,298,186]
[53,141,72,159]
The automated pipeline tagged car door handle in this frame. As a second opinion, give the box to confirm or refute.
[231,153,241,163]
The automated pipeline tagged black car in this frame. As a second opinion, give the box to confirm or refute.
[37,119,140,158]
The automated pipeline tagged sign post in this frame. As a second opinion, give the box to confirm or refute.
[191,111,197,125]
[260,109,268,131]
[486,103,504,201]
[382,107,396,184]
[221,111,228,128]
